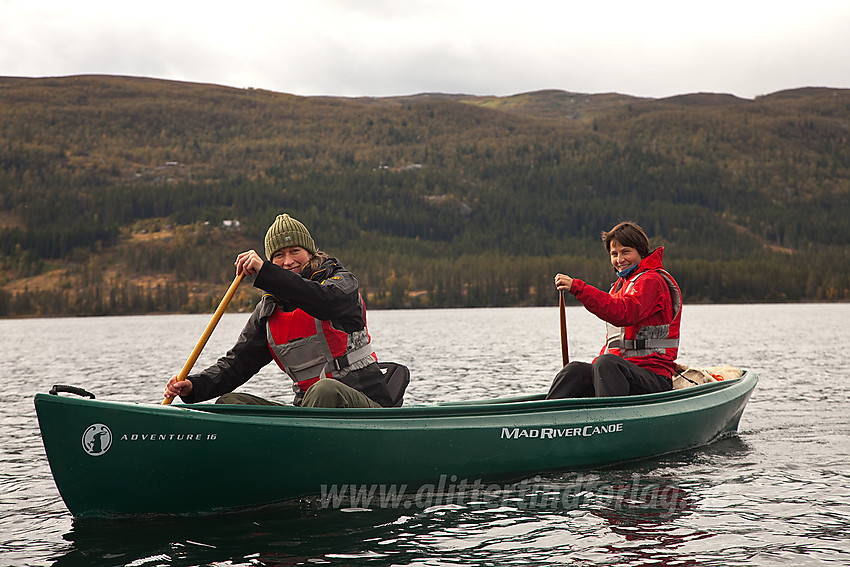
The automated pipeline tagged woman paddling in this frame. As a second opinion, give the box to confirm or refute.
[547,221,682,398]
[164,213,397,408]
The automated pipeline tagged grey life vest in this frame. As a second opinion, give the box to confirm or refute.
[604,269,682,358]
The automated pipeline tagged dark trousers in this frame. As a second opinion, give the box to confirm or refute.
[546,354,673,399]
[215,379,381,408]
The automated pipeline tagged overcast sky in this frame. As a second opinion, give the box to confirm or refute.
[2,0,849,100]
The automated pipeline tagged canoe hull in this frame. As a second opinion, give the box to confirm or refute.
[35,371,757,518]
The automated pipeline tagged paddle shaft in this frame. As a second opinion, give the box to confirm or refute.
[559,291,569,366]
[162,273,245,405]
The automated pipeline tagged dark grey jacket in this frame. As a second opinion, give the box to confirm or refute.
[182,257,391,406]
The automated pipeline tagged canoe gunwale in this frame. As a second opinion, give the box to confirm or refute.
[34,370,756,421]
[163,370,756,419]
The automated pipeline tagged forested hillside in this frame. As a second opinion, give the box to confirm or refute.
[1,75,849,317]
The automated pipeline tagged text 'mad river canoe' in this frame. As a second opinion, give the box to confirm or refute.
[34,370,757,519]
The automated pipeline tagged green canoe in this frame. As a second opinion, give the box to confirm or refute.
[35,371,757,519]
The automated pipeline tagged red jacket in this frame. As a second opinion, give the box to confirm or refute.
[569,247,682,377]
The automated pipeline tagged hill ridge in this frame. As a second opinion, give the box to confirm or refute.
[1,75,848,316]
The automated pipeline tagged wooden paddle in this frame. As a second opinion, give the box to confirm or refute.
[559,290,569,366]
[162,273,245,405]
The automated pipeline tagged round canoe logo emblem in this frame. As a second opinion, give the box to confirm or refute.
[82,423,113,456]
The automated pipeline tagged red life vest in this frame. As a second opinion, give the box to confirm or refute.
[603,268,682,368]
[266,303,376,394]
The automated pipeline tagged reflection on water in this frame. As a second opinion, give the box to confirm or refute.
[51,468,700,567]
[2,304,850,566]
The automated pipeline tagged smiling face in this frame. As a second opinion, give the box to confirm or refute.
[271,246,313,274]
[608,239,643,273]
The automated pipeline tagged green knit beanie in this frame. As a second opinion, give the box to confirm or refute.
[264,214,316,259]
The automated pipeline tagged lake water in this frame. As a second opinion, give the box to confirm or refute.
[1,304,849,566]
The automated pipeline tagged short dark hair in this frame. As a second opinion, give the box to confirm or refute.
[602,221,650,258]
